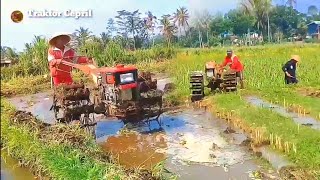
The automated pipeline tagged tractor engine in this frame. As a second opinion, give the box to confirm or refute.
[190,61,238,102]
[92,64,163,121]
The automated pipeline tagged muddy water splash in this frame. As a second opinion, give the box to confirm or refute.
[1,150,36,180]
[246,96,320,130]
[96,109,275,179]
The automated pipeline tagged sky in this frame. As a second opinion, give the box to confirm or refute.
[1,0,319,51]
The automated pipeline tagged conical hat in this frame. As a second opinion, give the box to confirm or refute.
[49,32,71,46]
[291,55,300,62]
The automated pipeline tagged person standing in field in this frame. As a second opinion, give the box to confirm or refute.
[282,55,300,84]
[220,49,244,89]
[47,33,77,86]
[48,32,90,87]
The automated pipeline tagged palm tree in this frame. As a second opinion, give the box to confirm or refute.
[308,5,319,16]
[173,7,189,38]
[159,15,177,47]
[117,10,141,50]
[106,18,116,37]
[0,46,19,63]
[144,11,157,46]
[286,0,296,8]
[100,32,110,47]
[75,27,93,46]
[198,10,211,46]
[240,0,272,42]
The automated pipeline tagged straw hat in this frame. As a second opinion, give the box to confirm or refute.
[291,55,300,62]
[49,32,71,46]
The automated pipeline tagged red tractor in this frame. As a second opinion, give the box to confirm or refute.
[50,56,163,132]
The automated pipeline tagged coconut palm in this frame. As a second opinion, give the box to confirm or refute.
[172,7,190,38]
[308,5,319,16]
[144,11,157,46]
[100,32,110,47]
[286,0,296,8]
[240,0,272,41]
[75,27,93,46]
[0,46,19,63]
[159,15,177,46]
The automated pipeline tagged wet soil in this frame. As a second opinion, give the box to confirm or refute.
[297,88,320,98]
[5,78,286,179]
[246,96,320,130]
[7,92,280,179]
[96,109,279,179]
[8,92,55,124]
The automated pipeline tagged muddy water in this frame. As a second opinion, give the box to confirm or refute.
[246,96,320,130]
[7,76,173,125]
[6,79,281,179]
[8,92,55,124]
[1,150,35,180]
[97,109,275,179]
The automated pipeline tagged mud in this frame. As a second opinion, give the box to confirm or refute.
[1,150,36,180]
[252,146,293,170]
[6,77,287,179]
[7,76,173,125]
[246,96,320,130]
[96,108,279,179]
[297,88,320,98]
[8,92,56,124]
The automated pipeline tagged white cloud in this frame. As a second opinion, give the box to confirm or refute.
[187,0,239,16]
[1,0,239,51]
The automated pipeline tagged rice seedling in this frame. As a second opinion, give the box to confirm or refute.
[158,44,320,175]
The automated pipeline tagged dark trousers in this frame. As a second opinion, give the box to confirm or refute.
[285,76,298,84]
[236,71,244,89]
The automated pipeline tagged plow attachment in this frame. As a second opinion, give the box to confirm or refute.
[51,84,96,136]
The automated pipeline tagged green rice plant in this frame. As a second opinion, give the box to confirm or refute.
[1,98,168,180]
[159,44,320,176]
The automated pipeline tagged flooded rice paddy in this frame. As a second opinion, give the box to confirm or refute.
[5,80,287,179]
[246,96,320,130]
[7,92,279,179]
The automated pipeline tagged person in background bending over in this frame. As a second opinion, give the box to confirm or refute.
[282,55,300,84]
[220,49,244,89]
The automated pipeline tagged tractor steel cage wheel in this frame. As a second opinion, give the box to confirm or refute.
[80,114,96,138]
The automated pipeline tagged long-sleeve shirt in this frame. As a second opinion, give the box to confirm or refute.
[221,55,244,72]
[282,59,297,78]
[48,46,76,77]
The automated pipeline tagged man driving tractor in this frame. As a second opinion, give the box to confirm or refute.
[220,49,244,89]
[48,32,90,86]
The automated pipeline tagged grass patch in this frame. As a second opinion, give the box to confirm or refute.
[1,98,170,179]
[211,93,320,170]
[0,71,93,97]
[158,44,320,178]
[165,44,320,119]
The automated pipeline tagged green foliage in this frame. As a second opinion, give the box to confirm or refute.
[269,6,307,37]
[0,99,127,179]
[158,44,320,175]
[226,9,255,36]
[1,37,177,82]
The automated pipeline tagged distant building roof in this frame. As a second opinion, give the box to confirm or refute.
[307,21,320,26]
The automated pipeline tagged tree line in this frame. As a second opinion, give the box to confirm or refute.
[1,0,320,63]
